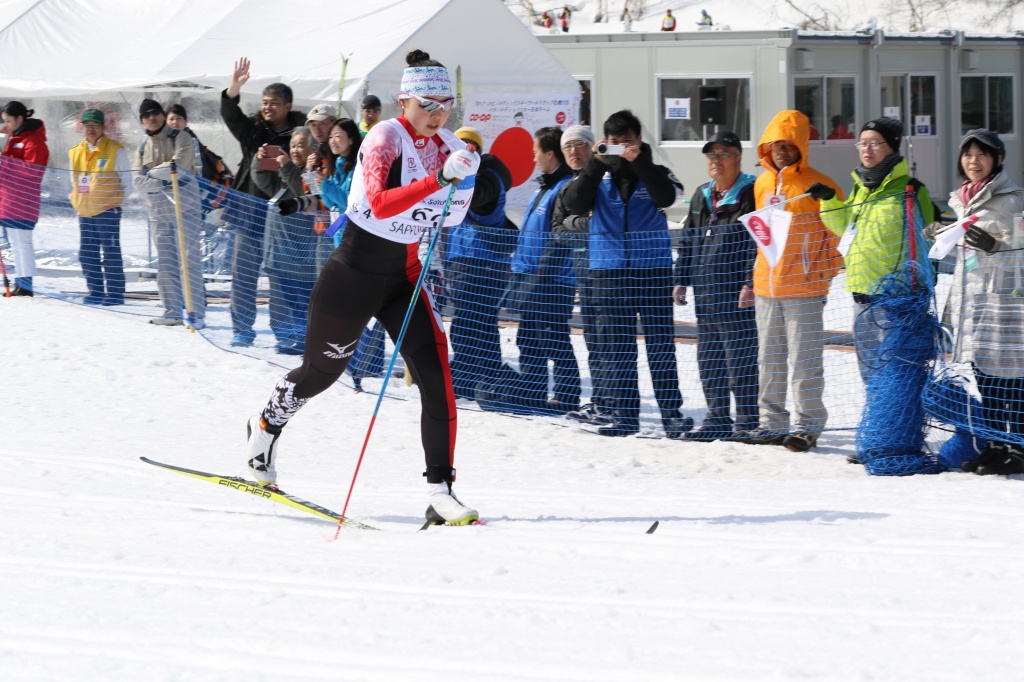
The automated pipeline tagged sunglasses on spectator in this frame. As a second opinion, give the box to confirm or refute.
[705,152,737,160]
[411,95,455,113]
[855,140,888,150]
[141,110,162,119]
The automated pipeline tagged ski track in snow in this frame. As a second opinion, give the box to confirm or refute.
[4,298,1024,681]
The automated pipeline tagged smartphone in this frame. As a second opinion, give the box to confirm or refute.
[259,145,285,170]
[596,143,626,155]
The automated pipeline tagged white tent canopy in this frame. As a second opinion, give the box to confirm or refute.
[0,0,580,104]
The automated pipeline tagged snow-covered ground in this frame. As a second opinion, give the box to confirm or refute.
[4,292,1024,681]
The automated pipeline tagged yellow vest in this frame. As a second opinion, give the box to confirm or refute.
[69,136,125,217]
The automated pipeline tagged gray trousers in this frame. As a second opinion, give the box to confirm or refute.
[754,295,827,434]
[148,189,206,320]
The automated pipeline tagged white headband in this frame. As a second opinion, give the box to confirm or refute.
[398,66,453,100]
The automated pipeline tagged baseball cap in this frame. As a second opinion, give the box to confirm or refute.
[701,130,742,154]
[81,109,104,125]
[455,126,484,152]
[306,103,334,122]
[361,95,381,110]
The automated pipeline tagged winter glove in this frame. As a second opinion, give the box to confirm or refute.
[922,220,944,241]
[965,224,998,254]
[807,182,836,201]
[148,165,172,182]
[440,149,480,184]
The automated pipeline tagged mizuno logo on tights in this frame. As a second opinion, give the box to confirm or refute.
[324,340,358,360]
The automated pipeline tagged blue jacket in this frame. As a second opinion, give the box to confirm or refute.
[511,165,573,282]
[562,144,680,270]
[320,157,353,211]
[446,157,513,263]
[588,177,672,269]
[674,173,758,317]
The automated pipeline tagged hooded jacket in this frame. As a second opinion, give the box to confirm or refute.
[0,118,50,222]
[752,110,843,298]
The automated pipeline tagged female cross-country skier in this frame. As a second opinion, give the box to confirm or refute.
[244,49,481,525]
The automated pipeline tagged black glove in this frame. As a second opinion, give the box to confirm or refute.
[965,224,998,253]
[807,182,836,201]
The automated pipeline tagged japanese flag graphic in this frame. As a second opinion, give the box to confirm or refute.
[739,205,793,268]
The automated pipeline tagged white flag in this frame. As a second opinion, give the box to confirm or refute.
[739,205,793,268]
[927,210,989,261]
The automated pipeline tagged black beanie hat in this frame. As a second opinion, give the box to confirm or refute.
[139,99,163,119]
[861,117,902,151]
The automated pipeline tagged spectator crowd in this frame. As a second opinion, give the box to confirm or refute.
[3,57,1022,475]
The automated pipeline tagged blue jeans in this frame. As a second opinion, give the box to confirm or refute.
[268,273,315,348]
[79,208,125,301]
[229,195,268,337]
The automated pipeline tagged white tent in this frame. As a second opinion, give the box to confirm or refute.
[0,0,580,106]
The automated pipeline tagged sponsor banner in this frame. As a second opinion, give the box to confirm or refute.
[460,93,580,213]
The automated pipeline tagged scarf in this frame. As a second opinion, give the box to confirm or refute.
[855,153,903,189]
[957,176,993,208]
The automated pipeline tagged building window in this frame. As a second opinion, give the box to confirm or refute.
[658,77,750,143]
[794,76,856,141]
[880,74,937,136]
[961,75,1013,135]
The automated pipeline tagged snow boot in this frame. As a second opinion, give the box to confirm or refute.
[423,467,478,525]
[246,415,281,486]
[975,443,1024,476]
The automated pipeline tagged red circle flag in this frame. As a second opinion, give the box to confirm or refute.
[749,216,772,245]
[489,126,536,188]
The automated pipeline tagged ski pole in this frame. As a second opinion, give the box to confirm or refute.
[0,236,11,297]
[763,191,811,210]
[335,177,462,538]
[169,161,198,332]
[906,184,918,288]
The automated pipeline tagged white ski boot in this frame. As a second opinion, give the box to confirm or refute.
[246,415,280,486]
[425,481,479,526]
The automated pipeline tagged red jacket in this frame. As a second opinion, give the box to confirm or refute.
[1,118,50,222]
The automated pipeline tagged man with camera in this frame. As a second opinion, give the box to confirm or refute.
[221,57,307,347]
[563,110,690,438]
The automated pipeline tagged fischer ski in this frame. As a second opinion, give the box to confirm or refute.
[140,457,378,530]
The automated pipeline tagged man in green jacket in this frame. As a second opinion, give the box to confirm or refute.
[819,117,934,380]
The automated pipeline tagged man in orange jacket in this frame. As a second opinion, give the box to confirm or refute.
[744,110,844,452]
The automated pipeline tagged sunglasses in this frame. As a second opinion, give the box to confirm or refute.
[141,110,162,119]
[411,95,455,113]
